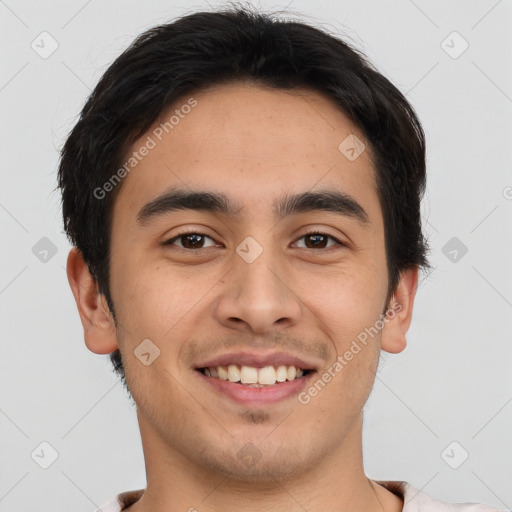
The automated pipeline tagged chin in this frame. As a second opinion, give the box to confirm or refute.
[196,440,320,484]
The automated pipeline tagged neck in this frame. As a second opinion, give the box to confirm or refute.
[126,411,403,512]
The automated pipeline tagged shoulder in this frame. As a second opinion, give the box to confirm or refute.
[94,489,145,512]
[374,480,508,512]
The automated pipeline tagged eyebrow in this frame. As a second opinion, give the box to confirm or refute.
[136,187,370,227]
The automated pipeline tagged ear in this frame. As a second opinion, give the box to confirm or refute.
[380,266,419,354]
[66,247,119,354]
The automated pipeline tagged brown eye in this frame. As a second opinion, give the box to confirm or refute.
[166,232,217,249]
[295,232,343,250]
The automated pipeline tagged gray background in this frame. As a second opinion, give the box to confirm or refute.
[1,0,511,510]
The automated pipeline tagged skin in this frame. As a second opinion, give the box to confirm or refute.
[67,82,418,512]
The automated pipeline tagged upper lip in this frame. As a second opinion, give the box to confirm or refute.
[194,351,320,371]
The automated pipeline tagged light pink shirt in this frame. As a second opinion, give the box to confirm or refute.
[94,480,508,511]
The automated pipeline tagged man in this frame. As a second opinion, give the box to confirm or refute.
[58,5,505,512]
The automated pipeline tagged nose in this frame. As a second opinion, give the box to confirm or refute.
[213,246,303,335]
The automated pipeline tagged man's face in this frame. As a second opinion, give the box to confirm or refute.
[108,83,391,480]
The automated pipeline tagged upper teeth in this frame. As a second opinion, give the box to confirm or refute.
[202,365,305,385]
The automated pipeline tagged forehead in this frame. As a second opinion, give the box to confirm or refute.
[112,82,381,228]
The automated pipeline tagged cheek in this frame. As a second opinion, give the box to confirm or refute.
[305,269,385,398]
[111,261,186,328]
[311,285,382,403]
[111,263,220,367]
[308,265,387,332]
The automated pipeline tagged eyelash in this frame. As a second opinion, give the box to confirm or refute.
[164,230,345,251]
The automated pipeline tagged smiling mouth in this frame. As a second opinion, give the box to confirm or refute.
[197,364,312,387]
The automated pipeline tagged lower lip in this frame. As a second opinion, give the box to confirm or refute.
[196,370,316,405]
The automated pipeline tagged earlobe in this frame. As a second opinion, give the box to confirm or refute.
[380,267,419,355]
[66,247,119,354]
